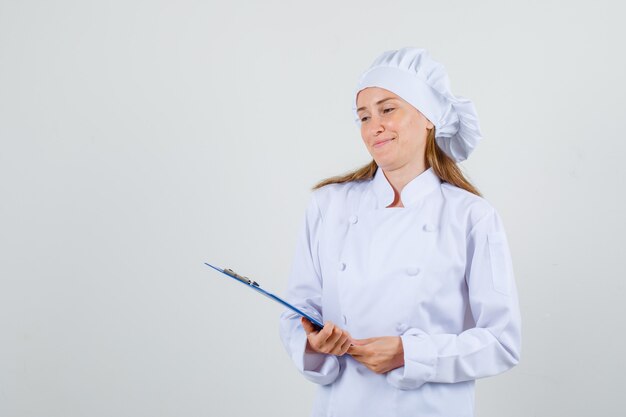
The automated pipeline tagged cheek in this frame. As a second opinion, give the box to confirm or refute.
[360,129,368,144]
[402,117,428,141]
[393,112,415,130]
[404,115,421,130]
[395,121,414,140]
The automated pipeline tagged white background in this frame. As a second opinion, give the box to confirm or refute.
[1,0,625,416]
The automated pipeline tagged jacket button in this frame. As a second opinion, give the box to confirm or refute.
[423,223,437,232]
[349,215,358,224]
[339,262,346,271]
[406,266,421,276]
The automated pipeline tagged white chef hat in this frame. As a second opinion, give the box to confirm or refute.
[352,47,482,162]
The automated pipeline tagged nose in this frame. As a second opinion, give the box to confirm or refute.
[365,114,385,137]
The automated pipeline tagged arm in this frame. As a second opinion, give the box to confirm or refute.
[386,208,522,390]
[278,192,341,385]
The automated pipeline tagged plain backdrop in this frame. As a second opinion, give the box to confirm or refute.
[1,0,625,416]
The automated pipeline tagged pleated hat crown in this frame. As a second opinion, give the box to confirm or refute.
[353,47,483,162]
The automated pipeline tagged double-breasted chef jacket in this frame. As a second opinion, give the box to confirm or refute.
[279,166,521,417]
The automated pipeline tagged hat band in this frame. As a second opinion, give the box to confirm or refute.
[353,66,449,128]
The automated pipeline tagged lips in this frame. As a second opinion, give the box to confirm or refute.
[373,138,394,148]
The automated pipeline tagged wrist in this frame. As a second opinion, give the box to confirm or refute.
[393,336,405,368]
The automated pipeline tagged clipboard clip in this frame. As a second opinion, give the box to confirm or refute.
[223,268,259,287]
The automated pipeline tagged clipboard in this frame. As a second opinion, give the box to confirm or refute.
[204,262,324,330]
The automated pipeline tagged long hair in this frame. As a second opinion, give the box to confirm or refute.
[312,127,482,197]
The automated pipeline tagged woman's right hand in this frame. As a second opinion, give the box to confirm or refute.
[301,317,353,356]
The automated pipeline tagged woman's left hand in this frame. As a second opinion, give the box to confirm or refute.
[347,336,405,374]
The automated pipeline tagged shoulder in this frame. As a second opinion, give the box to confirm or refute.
[310,179,370,218]
[440,181,498,235]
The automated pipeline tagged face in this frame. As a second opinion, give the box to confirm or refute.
[356,87,434,172]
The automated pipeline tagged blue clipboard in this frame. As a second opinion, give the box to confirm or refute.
[204,262,324,330]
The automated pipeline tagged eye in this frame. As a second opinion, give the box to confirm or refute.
[383,107,395,114]
[360,116,370,122]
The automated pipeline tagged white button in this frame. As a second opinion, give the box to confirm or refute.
[406,266,421,276]
[349,215,358,224]
[339,262,346,271]
[356,366,367,375]
[423,223,437,232]
[343,315,348,325]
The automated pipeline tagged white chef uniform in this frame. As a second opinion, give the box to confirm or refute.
[279,165,521,417]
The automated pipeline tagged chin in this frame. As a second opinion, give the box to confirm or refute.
[374,159,393,171]
[373,158,395,170]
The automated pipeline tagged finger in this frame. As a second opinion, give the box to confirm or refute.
[347,343,362,355]
[310,324,334,353]
[348,350,364,358]
[338,332,350,347]
[335,330,352,355]
[329,332,349,355]
[329,327,346,346]
[302,317,319,335]
[352,337,375,345]
[318,322,335,344]
[350,344,370,357]
[301,317,315,334]
[319,321,335,342]
[338,336,352,355]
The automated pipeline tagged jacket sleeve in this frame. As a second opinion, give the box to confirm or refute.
[387,208,522,390]
[279,191,340,385]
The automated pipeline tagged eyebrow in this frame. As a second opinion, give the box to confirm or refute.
[356,97,397,113]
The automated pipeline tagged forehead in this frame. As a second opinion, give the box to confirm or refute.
[356,87,404,107]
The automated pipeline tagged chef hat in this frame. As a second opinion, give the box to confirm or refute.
[352,47,482,162]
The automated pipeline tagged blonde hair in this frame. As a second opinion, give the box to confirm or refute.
[312,127,482,197]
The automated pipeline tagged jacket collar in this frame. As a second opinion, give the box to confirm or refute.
[371,166,442,209]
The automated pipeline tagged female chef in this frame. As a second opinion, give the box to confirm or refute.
[279,47,521,417]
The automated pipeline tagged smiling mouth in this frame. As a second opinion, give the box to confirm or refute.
[373,139,394,148]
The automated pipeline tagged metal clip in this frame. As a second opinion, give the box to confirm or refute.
[223,268,259,287]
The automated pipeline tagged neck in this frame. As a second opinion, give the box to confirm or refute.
[381,160,428,207]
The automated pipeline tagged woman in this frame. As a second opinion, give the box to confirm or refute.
[279,47,521,417]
